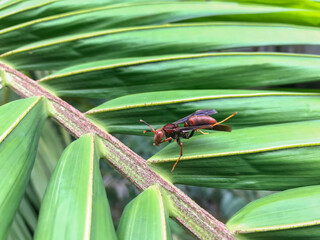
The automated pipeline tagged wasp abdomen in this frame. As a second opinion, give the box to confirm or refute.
[185,115,217,127]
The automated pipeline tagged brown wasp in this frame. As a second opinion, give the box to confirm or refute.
[140,109,237,172]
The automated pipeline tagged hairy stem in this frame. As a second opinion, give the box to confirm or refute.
[0,63,234,240]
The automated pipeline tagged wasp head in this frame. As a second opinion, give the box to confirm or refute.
[153,129,164,146]
[140,120,164,146]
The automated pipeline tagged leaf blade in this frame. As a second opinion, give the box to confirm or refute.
[0,97,47,238]
[3,2,320,52]
[3,22,320,70]
[39,52,320,99]
[148,120,320,190]
[85,89,320,135]
[227,185,320,239]
[0,0,157,29]
[34,134,117,240]
[117,185,171,240]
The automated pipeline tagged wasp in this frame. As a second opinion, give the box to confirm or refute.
[140,109,237,172]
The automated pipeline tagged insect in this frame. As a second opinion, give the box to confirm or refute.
[140,109,237,172]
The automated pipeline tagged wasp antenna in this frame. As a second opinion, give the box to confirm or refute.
[212,112,237,127]
[140,119,156,133]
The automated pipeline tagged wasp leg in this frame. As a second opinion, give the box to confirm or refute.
[160,137,173,144]
[171,138,183,172]
[182,130,195,140]
[197,129,208,135]
[188,130,195,138]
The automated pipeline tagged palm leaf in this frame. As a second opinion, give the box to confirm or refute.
[7,211,32,240]
[3,2,320,53]
[148,120,320,190]
[0,97,47,238]
[3,22,320,70]
[117,185,172,240]
[38,53,320,99]
[86,89,320,134]
[214,0,320,10]
[0,0,319,239]
[0,0,159,29]
[34,134,117,240]
[227,185,320,239]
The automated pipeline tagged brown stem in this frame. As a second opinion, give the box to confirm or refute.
[0,63,234,240]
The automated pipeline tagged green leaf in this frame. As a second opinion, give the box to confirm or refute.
[24,184,41,214]
[0,86,19,106]
[8,195,37,240]
[39,53,320,99]
[31,119,70,202]
[17,197,38,232]
[213,0,320,10]
[182,5,320,27]
[3,22,320,70]
[227,185,320,240]
[147,120,320,190]
[220,191,248,220]
[0,97,47,239]
[3,2,320,53]
[0,87,4,102]
[117,185,172,240]
[0,0,17,10]
[0,0,155,30]
[7,211,32,240]
[34,134,117,240]
[85,89,320,134]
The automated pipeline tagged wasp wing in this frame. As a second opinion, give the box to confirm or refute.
[211,124,232,132]
[173,109,218,124]
[179,124,232,132]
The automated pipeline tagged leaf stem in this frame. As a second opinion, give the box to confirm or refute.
[0,62,234,240]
